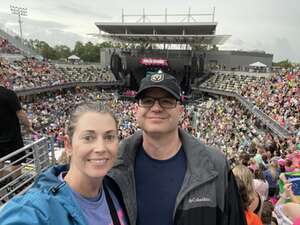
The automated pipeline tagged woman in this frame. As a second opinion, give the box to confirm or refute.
[263,159,280,198]
[253,164,269,201]
[233,165,264,218]
[0,102,128,225]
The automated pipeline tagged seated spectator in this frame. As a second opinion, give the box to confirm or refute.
[239,151,251,167]
[253,164,269,201]
[285,159,295,172]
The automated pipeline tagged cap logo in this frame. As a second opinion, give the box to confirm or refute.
[150,73,164,82]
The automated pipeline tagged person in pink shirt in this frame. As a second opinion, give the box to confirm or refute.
[253,165,269,201]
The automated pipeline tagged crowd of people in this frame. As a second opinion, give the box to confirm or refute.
[183,97,267,157]
[200,70,300,135]
[0,57,116,91]
[232,142,300,225]
[241,71,299,133]
[56,66,116,83]
[200,72,265,92]
[0,37,21,54]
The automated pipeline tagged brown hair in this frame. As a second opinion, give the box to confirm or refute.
[254,164,266,182]
[261,201,274,224]
[235,176,250,210]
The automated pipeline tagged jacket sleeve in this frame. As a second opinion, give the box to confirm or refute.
[223,169,247,225]
[0,196,49,225]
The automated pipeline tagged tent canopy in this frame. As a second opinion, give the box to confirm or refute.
[68,55,80,60]
[249,61,267,67]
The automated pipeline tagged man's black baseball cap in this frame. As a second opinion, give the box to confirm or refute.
[135,71,181,100]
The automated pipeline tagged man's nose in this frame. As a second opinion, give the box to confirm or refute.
[151,100,163,110]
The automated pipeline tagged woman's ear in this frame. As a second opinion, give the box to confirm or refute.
[64,135,73,157]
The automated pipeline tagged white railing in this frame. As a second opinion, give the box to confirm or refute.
[0,137,55,205]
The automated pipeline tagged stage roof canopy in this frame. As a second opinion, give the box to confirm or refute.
[95,22,218,35]
[94,22,230,45]
[94,33,230,45]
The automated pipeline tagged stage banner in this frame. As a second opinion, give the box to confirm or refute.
[139,58,168,66]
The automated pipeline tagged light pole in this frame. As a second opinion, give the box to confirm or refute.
[10,5,27,41]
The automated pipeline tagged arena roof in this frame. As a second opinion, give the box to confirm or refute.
[95,22,218,35]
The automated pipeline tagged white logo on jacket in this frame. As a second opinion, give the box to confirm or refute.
[188,197,211,203]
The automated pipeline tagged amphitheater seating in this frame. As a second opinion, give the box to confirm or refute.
[0,57,116,91]
[0,37,21,54]
[200,71,300,133]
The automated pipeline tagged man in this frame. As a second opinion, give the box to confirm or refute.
[108,71,246,225]
[0,83,34,182]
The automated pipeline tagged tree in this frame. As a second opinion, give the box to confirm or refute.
[272,59,293,68]
[28,39,56,59]
[190,44,208,51]
[98,41,114,48]
[210,45,219,51]
[54,45,71,59]
[73,41,85,58]
[27,39,120,62]
[80,42,97,62]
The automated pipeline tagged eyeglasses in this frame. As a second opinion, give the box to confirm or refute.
[138,96,178,109]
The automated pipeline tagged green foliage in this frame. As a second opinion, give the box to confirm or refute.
[53,45,71,60]
[272,59,293,68]
[210,45,219,51]
[29,39,115,62]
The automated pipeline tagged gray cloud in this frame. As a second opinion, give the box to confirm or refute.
[0,11,68,30]
[271,38,298,62]
[24,28,90,48]
[0,11,86,48]
[57,4,112,19]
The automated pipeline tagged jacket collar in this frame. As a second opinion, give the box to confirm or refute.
[30,164,87,225]
[179,129,218,183]
[114,128,218,185]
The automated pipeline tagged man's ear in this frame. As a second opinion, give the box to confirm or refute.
[133,102,139,116]
[64,135,73,157]
[179,104,184,113]
[177,105,185,124]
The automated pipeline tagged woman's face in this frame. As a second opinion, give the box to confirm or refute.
[65,111,118,180]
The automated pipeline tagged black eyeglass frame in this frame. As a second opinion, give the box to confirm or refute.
[137,96,179,109]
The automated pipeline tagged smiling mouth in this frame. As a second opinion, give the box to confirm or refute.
[147,117,166,120]
[88,159,108,165]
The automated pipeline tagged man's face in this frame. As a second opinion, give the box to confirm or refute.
[136,87,182,136]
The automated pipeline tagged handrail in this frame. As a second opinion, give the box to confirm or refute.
[15,80,124,96]
[0,137,54,204]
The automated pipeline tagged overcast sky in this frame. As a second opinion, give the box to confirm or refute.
[0,0,299,62]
